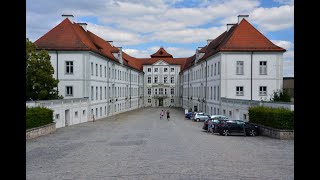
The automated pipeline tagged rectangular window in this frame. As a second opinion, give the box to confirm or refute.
[171,99,174,103]
[83,110,86,116]
[75,111,78,118]
[260,61,267,75]
[148,99,151,103]
[91,86,94,100]
[214,86,216,100]
[154,76,158,83]
[223,110,226,115]
[217,86,220,100]
[218,62,220,75]
[105,87,107,99]
[229,111,232,118]
[148,76,151,83]
[211,87,213,100]
[171,68,174,72]
[96,64,98,76]
[164,68,168,72]
[236,86,244,96]
[66,86,73,96]
[214,63,216,75]
[65,61,73,74]
[154,68,158,72]
[164,76,168,83]
[100,107,102,116]
[91,62,94,75]
[100,87,102,100]
[211,65,213,76]
[56,114,59,119]
[170,77,174,83]
[105,66,107,77]
[100,65,102,77]
[159,88,163,94]
[259,86,267,96]
[155,89,158,95]
[148,88,151,95]
[148,68,151,72]
[171,88,174,95]
[164,88,167,94]
[96,87,98,100]
[243,114,247,120]
[236,61,244,75]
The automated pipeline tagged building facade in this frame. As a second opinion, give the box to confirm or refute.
[33,14,286,123]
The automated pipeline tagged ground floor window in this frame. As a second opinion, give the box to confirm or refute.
[148,99,151,103]
[171,99,174,103]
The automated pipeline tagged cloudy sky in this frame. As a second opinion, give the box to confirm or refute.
[26,0,294,77]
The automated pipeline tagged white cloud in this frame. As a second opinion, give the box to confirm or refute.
[271,40,294,50]
[251,5,294,31]
[87,23,146,46]
[123,48,150,58]
[124,46,195,58]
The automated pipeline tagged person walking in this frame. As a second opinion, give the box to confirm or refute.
[207,119,213,133]
[166,110,170,121]
[160,110,164,119]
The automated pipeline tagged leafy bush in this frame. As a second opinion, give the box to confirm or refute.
[248,106,293,130]
[26,107,53,130]
[270,89,291,102]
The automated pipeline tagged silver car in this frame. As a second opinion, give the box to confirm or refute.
[193,112,211,122]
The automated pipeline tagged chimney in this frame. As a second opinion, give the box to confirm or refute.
[227,23,237,31]
[62,14,74,23]
[117,47,123,64]
[238,15,249,24]
[106,41,114,46]
[78,23,87,31]
[207,39,213,45]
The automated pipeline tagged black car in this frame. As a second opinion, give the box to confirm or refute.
[202,119,228,131]
[217,120,259,136]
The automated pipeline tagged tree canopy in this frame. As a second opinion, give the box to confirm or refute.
[26,38,62,101]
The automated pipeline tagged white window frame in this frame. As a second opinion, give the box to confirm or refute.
[148,88,151,95]
[170,76,174,83]
[154,76,158,83]
[96,64,98,76]
[260,61,267,75]
[66,86,73,96]
[147,68,151,72]
[154,68,158,72]
[164,68,168,72]
[236,61,244,75]
[171,99,174,103]
[164,76,168,83]
[65,61,73,74]
[236,86,244,96]
[259,86,267,96]
[148,76,151,83]
[159,88,163,94]
[171,88,174,95]
[148,99,151,103]
[171,68,174,72]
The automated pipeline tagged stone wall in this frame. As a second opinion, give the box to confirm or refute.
[252,123,294,140]
[26,123,56,140]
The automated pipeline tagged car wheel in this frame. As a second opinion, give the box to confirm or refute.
[249,129,256,136]
[223,129,229,136]
[196,118,200,122]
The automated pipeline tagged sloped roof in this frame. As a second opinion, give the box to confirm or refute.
[150,47,173,58]
[199,19,286,62]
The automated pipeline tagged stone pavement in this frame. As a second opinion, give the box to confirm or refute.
[26,107,294,180]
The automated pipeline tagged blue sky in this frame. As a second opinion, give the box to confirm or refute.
[26,0,294,77]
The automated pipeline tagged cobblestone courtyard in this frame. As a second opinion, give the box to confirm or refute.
[26,107,294,180]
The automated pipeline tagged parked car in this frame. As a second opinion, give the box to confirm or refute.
[192,112,211,122]
[202,116,228,131]
[185,112,194,119]
[217,120,259,136]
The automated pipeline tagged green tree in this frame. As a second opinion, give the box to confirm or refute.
[26,38,62,101]
[269,89,291,102]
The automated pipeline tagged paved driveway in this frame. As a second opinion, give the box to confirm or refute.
[26,107,294,180]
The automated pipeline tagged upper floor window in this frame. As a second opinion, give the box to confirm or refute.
[147,76,151,83]
[260,61,267,75]
[164,68,168,72]
[259,86,267,96]
[214,63,216,75]
[211,65,213,77]
[236,61,244,75]
[100,65,102,77]
[170,77,174,83]
[154,76,158,83]
[171,68,174,72]
[105,66,107,77]
[96,64,98,76]
[66,86,73,96]
[148,99,151,103]
[65,61,73,74]
[155,88,158,94]
[171,99,174,103]
[236,86,244,96]
[164,88,167,94]
[159,88,163,94]
[147,68,151,72]
[148,88,151,95]
[154,68,158,72]
[164,76,168,83]
[171,88,174,95]
[91,62,94,75]
[218,62,220,75]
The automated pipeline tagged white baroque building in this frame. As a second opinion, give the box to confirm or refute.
[33,14,286,123]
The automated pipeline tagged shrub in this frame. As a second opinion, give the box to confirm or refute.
[26,107,54,130]
[248,106,293,130]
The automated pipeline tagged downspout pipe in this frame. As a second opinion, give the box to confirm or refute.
[251,52,253,101]
[56,51,59,92]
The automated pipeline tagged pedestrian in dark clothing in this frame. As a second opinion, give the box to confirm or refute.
[166,110,170,121]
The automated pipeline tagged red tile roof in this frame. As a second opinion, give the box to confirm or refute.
[150,47,173,58]
[34,17,286,73]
